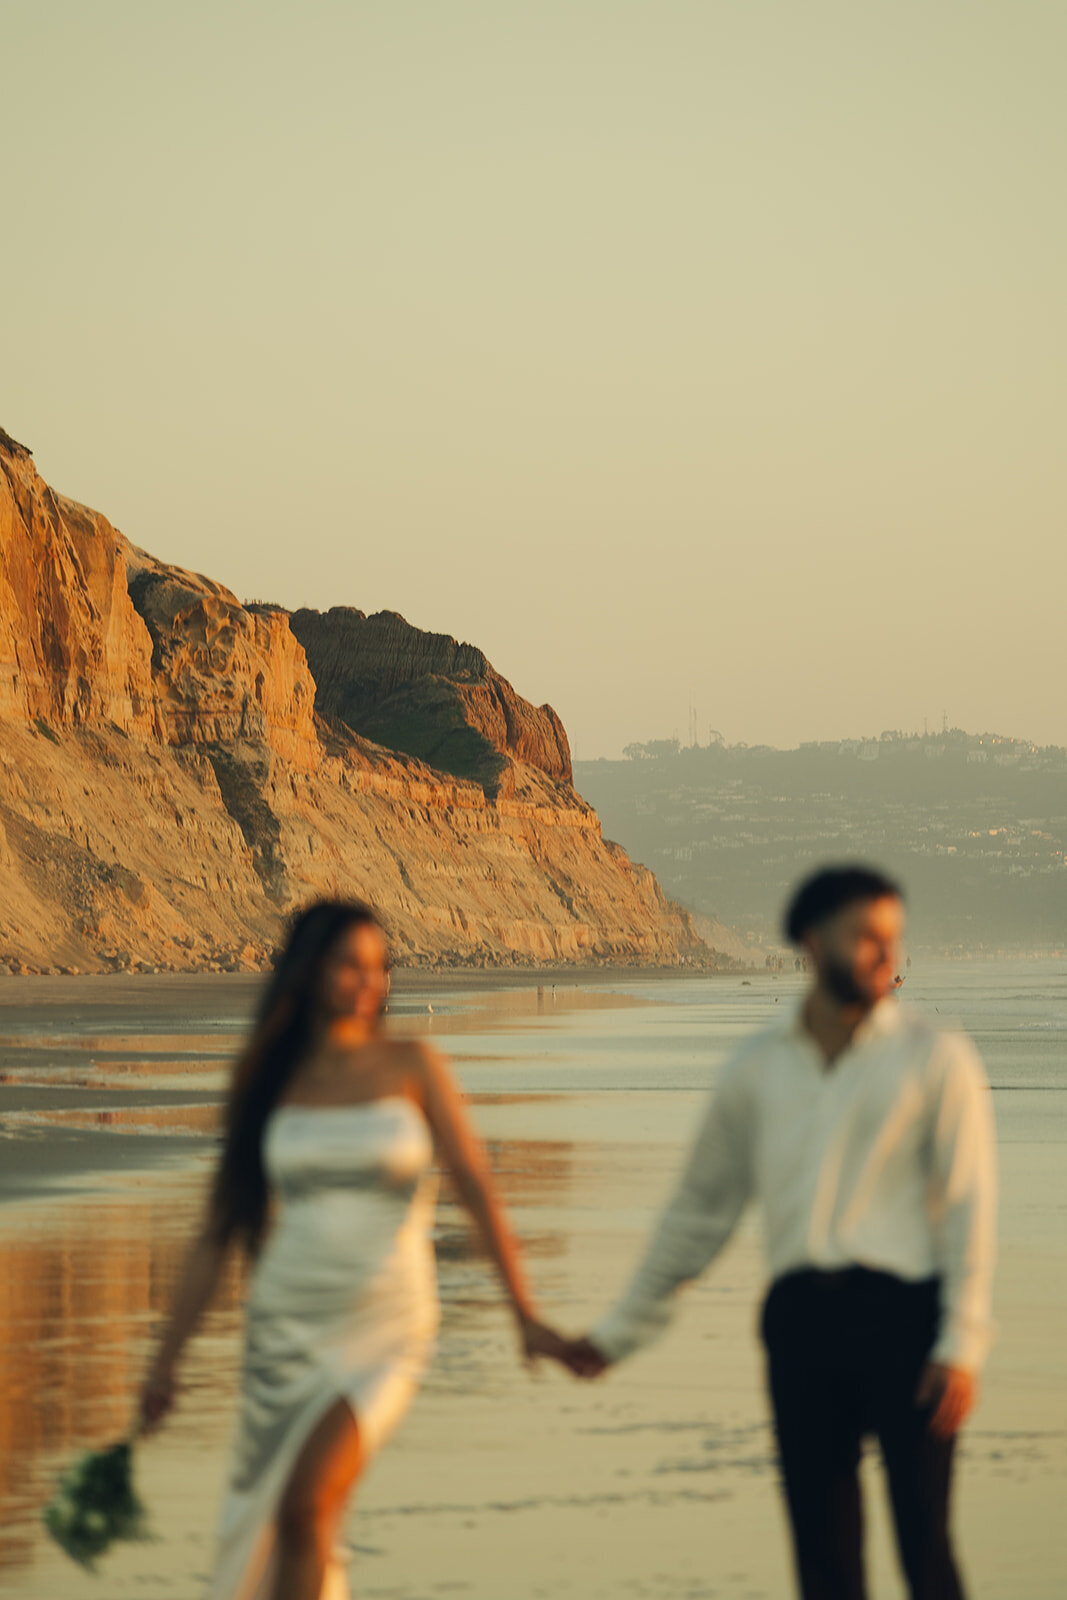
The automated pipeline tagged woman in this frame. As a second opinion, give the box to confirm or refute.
[139,900,570,1600]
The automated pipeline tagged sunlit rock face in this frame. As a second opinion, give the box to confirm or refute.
[0,427,712,975]
[0,428,159,734]
[0,429,318,768]
[123,545,319,772]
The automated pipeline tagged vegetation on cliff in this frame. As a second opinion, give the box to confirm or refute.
[287,606,572,797]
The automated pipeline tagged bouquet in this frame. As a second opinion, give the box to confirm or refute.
[42,1439,151,1570]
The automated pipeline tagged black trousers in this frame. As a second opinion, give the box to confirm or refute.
[761,1267,966,1600]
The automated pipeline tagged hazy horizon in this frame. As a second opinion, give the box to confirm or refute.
[5,3,1065,760]
[576,723,1066,758]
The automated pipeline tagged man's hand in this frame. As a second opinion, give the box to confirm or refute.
[560,1336,611,1379]
[915,1361,976,1438]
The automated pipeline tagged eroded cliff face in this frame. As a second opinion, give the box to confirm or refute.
[0,430,713,973]
[0,429,159,735]
[289,607,572,793]
[123,544,319,771]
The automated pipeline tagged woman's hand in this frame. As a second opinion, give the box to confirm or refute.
[138,1357,179,1435]
[558,1335,610,1379]
[517,1312,581,1372]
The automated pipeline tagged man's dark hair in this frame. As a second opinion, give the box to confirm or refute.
[783,864,903,945]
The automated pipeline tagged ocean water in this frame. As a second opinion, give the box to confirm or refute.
[0,960,1063,1597]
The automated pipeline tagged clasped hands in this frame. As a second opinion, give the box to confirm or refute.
[517,1314,609,1378]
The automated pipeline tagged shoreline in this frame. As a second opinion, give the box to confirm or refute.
[0,946,1060,992]
[0,973,686,1209]
[0,958,751,985]
[4,953,1062,1213]
[0,965,755,1020]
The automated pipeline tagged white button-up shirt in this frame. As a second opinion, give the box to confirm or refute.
[593,999,997,1372]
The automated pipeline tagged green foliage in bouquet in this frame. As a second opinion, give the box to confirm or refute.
[42,1440,151,1570]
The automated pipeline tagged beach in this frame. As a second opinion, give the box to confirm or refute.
[0,962,1063,1598]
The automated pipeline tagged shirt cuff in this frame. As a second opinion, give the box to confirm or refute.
[590,1293,672,1365]
[588,1309,639,1365]
[930,1315,994,1373]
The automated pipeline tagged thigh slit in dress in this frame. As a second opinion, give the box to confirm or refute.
[206,1098,439,1600]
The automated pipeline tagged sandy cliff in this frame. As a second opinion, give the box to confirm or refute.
[124,543,320,771]
[0,429,159,736]
[0,430,713,973]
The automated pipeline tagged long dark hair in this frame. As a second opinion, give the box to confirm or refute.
[210,898,385,1255]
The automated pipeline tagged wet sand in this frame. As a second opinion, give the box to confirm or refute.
[0,967,1064,1597]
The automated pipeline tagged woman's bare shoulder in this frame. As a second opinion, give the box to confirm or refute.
[397,1036,448,1071]
[383,1037,449,1098]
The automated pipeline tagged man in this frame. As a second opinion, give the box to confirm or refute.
[567,864,996,1600]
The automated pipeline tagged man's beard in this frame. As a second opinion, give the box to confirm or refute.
[822,956,875,1008]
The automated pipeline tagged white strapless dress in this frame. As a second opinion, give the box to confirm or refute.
[207,1097,439,1600]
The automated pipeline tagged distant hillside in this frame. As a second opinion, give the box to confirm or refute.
[576,733,1067,954]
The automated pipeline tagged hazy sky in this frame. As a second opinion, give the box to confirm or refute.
[5,3,1065,758]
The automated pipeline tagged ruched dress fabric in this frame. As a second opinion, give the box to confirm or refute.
[207,1098,439,1600]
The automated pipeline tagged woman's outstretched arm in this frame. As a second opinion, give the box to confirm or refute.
[414,1043,572,1368]
[138,1196,233,1432]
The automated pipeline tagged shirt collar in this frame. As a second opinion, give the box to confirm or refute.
[789,994,902,1051]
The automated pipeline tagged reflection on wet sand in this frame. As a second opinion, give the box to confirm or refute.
[436,1136,574,1271]
[0,1181,245,1573]
[0,1032,242,1056]
[1,1103,222,1136]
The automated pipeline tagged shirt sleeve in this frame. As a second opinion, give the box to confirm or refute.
[926,1032,998,1372]
[591,1056,755,1363]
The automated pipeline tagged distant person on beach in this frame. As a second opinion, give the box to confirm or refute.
[138,899,569,1600]
[565,864,997,1600]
